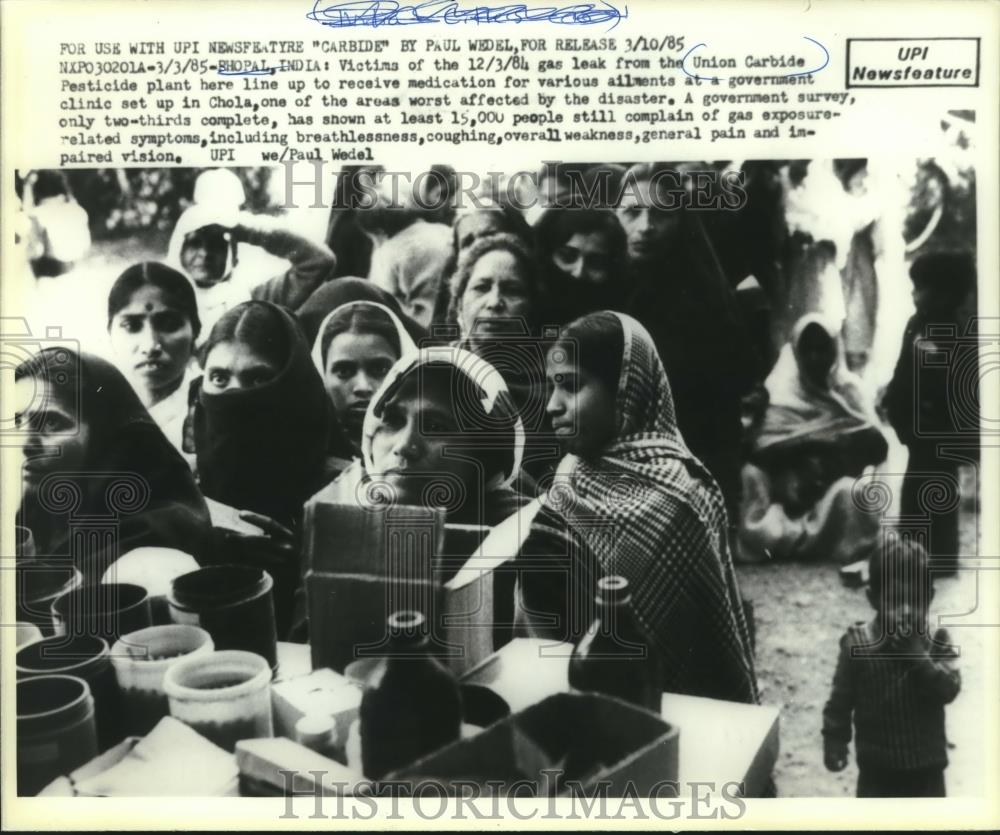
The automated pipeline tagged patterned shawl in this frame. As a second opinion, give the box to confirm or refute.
[541,312,759,703]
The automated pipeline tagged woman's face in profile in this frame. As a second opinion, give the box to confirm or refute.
[14,376,90,489]
[544,348,617,459]
[109,284,194,398]
[202,340,282,393]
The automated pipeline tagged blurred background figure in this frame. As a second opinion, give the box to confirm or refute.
[167,169,336,338]
[617,162,760,518]
[882,251,978,574]
[739,314,888,564]
[534,207,627,325]
[359,168,454,329]
[22,169,92,278]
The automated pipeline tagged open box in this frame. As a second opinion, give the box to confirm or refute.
[303,498,504,676]
[387,691,679,796]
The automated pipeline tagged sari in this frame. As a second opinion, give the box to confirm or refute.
[16,350,211,583]
[516,313,759,704]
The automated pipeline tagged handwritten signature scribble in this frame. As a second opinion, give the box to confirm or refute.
[306,0,628,29]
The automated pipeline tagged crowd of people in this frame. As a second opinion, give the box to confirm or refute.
[13,161,979,796]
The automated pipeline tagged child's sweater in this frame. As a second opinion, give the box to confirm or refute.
[823,620,961,770]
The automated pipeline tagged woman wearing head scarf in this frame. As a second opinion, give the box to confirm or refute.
[295,345,529,645]
[514,311,759,704]
[167,202,336,339]
[317,345,528,529]
[14,348,210,583]
[310,291,420,472]
[738,313,888,564]
[533,207,627,325]
[190,300,332,633]
[193,300,332,522]
[107,261,200,463]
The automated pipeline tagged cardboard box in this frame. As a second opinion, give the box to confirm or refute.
[388,692,679,796]
[303,499,509,676]
[236,737,364,796]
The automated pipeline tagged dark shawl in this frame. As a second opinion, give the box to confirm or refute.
[193,301,332,527]
[625,211,761,515]
[16,350,211,583]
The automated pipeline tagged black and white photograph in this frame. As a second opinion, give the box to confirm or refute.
[2,0,998,829]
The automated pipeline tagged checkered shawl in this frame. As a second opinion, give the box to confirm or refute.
[544,312,759,703]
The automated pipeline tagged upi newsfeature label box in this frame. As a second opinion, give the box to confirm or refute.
[846,38,980,87]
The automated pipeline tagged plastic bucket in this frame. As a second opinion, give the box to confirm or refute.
[17,675,98,795]
[163,649,273,752]
[110,624,214,737]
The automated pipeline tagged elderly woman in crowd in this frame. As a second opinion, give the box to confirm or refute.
[445,232,560,482]
[513,311,759,704]
[738,313,888,564]
[431,200,535,327]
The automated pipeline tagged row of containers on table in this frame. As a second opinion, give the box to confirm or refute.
[15,555,670,797]
[14,561,280,795]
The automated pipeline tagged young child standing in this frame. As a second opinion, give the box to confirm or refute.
[822,540,961,796]
[882,250,977,574]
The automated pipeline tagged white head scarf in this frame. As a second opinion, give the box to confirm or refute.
[361,345,526,490]
[166,203,239,281]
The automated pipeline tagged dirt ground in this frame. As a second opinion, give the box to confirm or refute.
[737,495,987,797]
